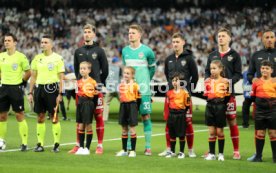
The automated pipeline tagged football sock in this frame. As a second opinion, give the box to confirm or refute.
[0,121,7,139]
[270,137,276,160]
[209,136,216,154]
[131,133,137,151]
[18,120,28,145]
[96,115,104,145]
[218,135,225,154]
[127,131,131,150]
[122,134,128,152]
[52,122,61,144]
[143,118,152,149]
[37,123,46,146]
[165,123,170,148]
[186,122,194,149]
[170,138,176,153]
[86,130,93,149]
[179,137,185,153]
[230,124,239,152]
[78,130,85,148]
[256,135,265,158]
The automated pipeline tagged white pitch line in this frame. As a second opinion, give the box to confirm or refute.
[1,128,216,153]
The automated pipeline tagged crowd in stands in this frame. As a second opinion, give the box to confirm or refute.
[0,7,275,81]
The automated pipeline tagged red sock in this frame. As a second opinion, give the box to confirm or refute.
[165,123,170,148]
[230,124,239,152]
[186,122,194,149]
[76,123,80,145]
[96,115,104,144]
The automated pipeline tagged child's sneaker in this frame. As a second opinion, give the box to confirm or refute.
[128,151,136,157]
[204,153,216,160]
[68,146,79,154]
[82,147,90,155]
[177,152,185,159]
[116,150,128,156]
[158,149,171,156]
[188,149,197,158]
[218,153,225,161]
[95,146,103,154]
[144,148,152,156]
[233,151,241,160]
[165,152,176,158]
[75,147,85,155]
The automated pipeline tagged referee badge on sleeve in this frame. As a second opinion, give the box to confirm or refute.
[12,63,18,71]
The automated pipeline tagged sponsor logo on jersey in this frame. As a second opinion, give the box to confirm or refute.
[227,55,233,61]
[139,52,144,58]
[92,53,97,59]
[12,63,18,70]
[79,54,83,56]
[213,56,218,59]
[48,63,54,71]
[181,60,186,66]
[274,57,276,62]
[169,61,173,63]
[258,57,263,60]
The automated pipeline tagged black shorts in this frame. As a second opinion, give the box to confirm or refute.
[76,97,95,124]
[0,84,24,112]
[205,101,227,128]
[119,102,138,126]
[34,83,59,115]
[255,98,276,130]
[168,109,187,138]
[65,90,76,100]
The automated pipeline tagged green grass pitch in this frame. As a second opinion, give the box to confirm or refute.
[0,98,275,173]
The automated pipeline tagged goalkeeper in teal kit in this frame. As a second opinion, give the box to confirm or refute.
[122,24,156,156]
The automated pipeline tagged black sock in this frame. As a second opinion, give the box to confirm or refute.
[270,139,276,161]
[170,138,176,153]
[218,136,225,154]
[86,131,93,149]
[209,137,216,154]
[179,137,185,153]
[256,136,265,158]
[122,134,128,152]
[78,130,85,148]
[131,134,137,151]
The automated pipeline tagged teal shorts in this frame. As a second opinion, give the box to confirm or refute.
[139,95,152,115]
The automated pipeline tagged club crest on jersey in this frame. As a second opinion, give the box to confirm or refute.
[92,53,97,59]
[138,52,144,58]
[12,63,18,70]
[227,56,233,61]
[181,60,186,66]
[48,63,54,71]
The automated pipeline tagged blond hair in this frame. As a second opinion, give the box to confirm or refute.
[83,24,96,33]
[80,61,92,70]
[129,24,143,34]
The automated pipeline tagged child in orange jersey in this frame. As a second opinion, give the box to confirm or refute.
[204,60,230,161]
[165,73,190,159]
[116,66,140,157]
[250,60,276,163]
[75,61,98,155]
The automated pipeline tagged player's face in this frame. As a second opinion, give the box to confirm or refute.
[128,29,141,43]
[262,31,275,49]
[172,37,185,53]
[40,38,53,51]
[83,28,95,43]
[260,65,273,78]
[123,68,134,82]
[4,36,16,50]
[210,63,222,78]
[217,32,231,47]
[79,64,91,77]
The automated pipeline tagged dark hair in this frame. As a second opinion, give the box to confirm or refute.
[42,35,53,40]
[263,29,275,35]
[211,60,225,77]
[261,60,273,69]
[217,27,232,37]
[172,72,185,81]
[4,33,17,42]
